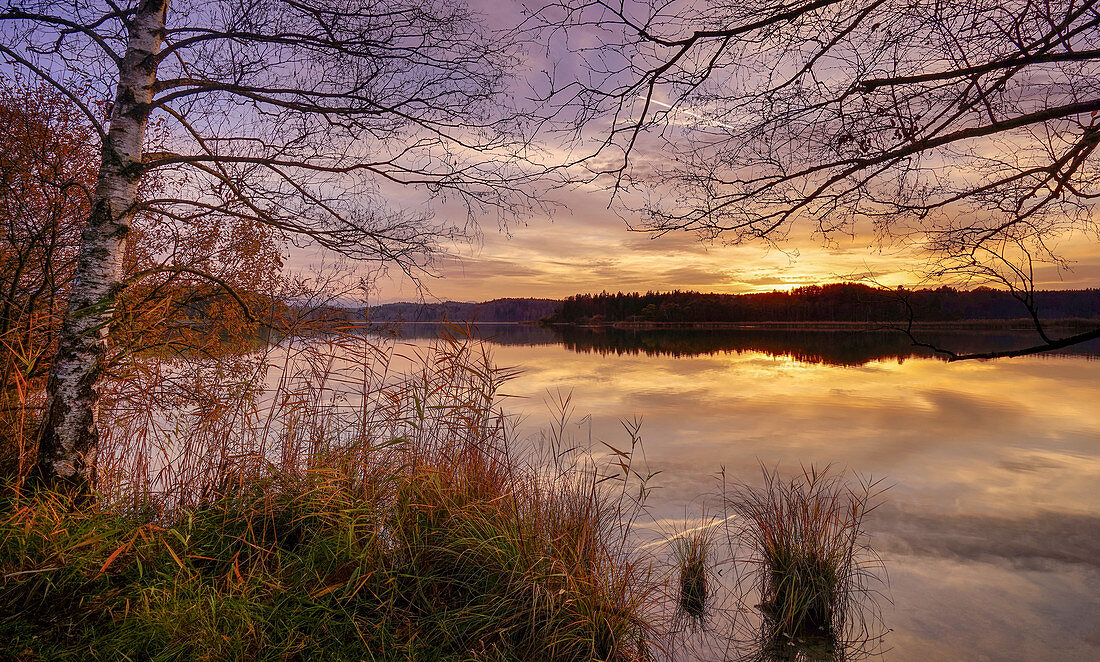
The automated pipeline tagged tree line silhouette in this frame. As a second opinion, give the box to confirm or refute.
[547,283,1100,325]
[359,298,561,324]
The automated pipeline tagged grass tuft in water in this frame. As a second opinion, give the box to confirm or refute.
[674,528,711,622]
[726,465,886,642]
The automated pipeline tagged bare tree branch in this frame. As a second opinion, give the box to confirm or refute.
[530,0,1100,357]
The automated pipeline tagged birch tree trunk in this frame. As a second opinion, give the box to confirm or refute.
[35,0,168,491]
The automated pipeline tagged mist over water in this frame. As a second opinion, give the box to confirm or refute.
[381,324,1100,661]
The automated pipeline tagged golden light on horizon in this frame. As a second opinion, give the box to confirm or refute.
[348,215,1100,303]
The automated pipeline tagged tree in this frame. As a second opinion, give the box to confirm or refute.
[528,0,1100,358]
[1,0,543,489]
[0,76,287,477]
[0,79,96,406]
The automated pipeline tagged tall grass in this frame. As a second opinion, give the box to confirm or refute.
[725,465,887,647]
[673,527,713,630]
[0,324,661,660]
[0,314,893,661]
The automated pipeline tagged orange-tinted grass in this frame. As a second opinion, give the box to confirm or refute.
[725,465,887,643]
[0,327,661,660]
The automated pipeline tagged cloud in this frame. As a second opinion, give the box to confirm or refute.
[872,505,1100,569]
[350,172,1100,302]
[438,255,542,280]
[622,233,713,254]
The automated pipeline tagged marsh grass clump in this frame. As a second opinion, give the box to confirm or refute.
[0,440,656,660]
[727,465,886,642]
[674,528,712,622]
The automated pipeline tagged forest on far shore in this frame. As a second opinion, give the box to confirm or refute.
[340,284,1100,325]
[544,283,1100,325]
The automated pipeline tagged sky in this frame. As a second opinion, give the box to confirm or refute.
[348,207,1100,304]
[7,0,1098,306]
[291,0,1100,305]
[292,149,1100,303]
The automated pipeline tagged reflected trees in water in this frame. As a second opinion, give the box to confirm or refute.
[366,322,1100,365]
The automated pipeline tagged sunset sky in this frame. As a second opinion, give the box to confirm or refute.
[9,0,1098,306]
[339,193,1100,304]
[300,0,1100,305]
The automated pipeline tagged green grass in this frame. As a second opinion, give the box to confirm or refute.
[0,329,890,661]
[0,441,655,661]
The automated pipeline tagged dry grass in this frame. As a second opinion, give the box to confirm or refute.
[673,527,712,623]
[0,324,662,661]
[0,312,893,661]
[725,465,888,648]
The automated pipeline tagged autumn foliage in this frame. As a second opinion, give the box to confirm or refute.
[0,78,284,476]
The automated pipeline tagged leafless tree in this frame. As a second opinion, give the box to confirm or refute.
[1,0,547,489]
[526,0,1100,358]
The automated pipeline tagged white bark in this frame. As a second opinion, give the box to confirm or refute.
[36,0,168,490]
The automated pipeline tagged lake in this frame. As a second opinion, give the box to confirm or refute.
[387,323,1100,661]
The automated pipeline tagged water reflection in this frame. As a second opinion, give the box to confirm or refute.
[530,330,1099,659]
[373,323,1100,366]
[748,623,871,662]
[666,466,890,662]
[362,324,1100,660]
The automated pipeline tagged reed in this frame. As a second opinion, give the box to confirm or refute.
[0,326,659,661]
[725,465,886,642]
[674,528,711,622]
[1,314,891,660]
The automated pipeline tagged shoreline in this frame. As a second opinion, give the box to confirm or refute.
[539,318,1100,331]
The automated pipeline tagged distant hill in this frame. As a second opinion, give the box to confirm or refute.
[356,298,561,323]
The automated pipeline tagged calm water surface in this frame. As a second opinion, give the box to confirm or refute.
[391,324,1100,661]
